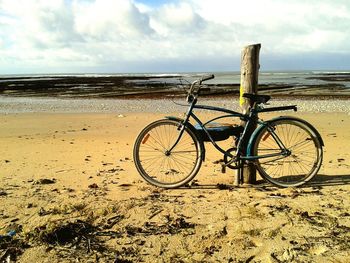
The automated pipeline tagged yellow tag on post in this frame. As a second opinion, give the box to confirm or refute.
[239,85,245,106]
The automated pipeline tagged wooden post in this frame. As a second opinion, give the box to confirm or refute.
[238,43,261,185]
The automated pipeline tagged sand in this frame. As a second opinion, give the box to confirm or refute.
[1,108,350,262]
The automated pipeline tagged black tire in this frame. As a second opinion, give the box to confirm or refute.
[253,118,323,187]
[133,119,202,188]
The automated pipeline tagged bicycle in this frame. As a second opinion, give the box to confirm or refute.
[133,74,324,188]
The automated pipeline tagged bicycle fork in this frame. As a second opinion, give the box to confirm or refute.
[167,100,196,154]
[166,121,187,154]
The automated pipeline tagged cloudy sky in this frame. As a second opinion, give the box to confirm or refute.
[1,0,350,74]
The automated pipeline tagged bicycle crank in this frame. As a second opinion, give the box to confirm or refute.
[223,148,243,169]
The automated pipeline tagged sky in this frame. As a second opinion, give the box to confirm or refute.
[1,0,350,74]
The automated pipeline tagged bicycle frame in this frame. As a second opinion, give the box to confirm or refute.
[168,95,295,164]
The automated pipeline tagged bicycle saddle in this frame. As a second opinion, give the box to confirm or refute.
[243,93,271,104]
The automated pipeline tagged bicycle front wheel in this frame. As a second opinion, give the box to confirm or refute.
[133,119,202,188]
[253,118,323,187]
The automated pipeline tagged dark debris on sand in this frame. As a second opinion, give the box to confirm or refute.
[3,183,350,262]
[1,75,350,99]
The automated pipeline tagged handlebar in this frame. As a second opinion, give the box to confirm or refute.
[200,74,215,82]
[187,74,214,101]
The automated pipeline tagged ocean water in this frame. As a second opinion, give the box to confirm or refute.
[1,70,350,86]
[192,70,350,88]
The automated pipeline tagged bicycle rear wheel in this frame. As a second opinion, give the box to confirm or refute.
[133,119,202,188]
[253,118,323,187]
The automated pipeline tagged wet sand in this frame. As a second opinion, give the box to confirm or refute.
[0,103,350,262]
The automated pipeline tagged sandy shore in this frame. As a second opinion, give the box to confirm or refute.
[1,96,350,114]
[1,102,350,262]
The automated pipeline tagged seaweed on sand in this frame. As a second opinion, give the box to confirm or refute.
[0,234,29,262]
[26,219,117,261]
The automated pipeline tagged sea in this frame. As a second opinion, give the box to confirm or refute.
[1,70,350,85]
[170,70,350,88]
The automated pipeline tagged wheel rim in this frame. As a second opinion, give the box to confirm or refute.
[136,121,200,186]
[255,121,322,186]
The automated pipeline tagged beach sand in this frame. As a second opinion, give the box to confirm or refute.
[1,109,350,262]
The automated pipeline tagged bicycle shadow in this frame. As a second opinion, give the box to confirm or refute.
[307,174,350,187]
[179,174,350,190]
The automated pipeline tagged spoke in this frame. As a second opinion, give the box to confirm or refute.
[256,120,321,186]
[135,121,201,187]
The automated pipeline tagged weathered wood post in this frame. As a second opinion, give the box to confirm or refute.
[238,43,261,185]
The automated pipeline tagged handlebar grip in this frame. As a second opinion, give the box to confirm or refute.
[201,74,214,82]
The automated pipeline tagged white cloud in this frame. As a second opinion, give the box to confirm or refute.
[153,2,204,33]
[2,0,78,48]
[0,0,350,73]
[73,0,154,40]
[189,0,350,53]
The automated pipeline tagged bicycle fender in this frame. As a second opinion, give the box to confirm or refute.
[165,116,206,161]
[247,116,324,156]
